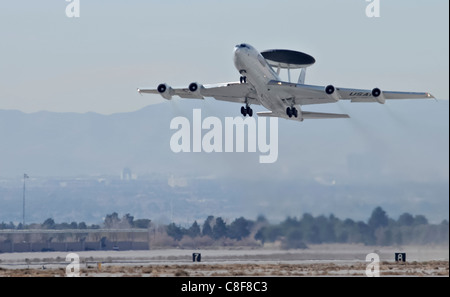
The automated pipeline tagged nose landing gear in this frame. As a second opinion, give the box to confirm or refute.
[239,70,247,84]
[286,106,298,118]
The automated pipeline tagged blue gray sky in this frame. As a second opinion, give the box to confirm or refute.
[0,1,448,223]
[0,0,448,114]
[0,1,448,184]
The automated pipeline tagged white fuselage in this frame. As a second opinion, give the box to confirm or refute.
[233,44,286,112]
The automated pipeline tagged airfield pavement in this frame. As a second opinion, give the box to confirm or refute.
[0,244,448,277]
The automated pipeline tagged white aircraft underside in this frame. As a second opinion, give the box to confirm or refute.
[137,43,434,122]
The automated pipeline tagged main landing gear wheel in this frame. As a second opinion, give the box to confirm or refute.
[241,105,253,117]
[286,107,298,118]
[240,76,247,84]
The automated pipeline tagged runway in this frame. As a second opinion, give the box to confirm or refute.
[0,244,448,277]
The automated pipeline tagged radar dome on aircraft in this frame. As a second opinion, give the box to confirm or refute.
[261,49,316,69]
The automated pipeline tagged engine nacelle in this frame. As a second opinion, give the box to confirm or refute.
[188,82,205,98]
[325,85,339,102]
[372,88,385,104]
[157,83,174,100]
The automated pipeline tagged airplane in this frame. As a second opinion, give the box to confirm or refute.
[137,43,434,122]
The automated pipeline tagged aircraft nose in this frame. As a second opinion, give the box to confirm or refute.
[234,44,248,56]
[234,45,242,56]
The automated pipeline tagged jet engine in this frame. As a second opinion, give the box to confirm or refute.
[157,83,174,100]
[372,88,385,104]
[325,85,340,102]
[188,82,204,97]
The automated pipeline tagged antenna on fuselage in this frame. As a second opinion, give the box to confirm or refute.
[298,68,307,84]
[287,65,291,83]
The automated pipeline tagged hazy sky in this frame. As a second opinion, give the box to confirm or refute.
[0,0,448,114]
[0,1,448,224]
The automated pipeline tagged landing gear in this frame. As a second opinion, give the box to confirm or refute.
[239,70,247,84]
[241,105,253,117]
[286,106,298,118]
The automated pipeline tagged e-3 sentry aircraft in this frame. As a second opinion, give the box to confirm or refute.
[137,43,434,121]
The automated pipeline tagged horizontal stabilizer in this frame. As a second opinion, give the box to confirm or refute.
[257,111,349,121]
[302,111,350,119]
[256,111,279,117]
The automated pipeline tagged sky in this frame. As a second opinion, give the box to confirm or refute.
[0,1,448,223]
[0,0,448,114]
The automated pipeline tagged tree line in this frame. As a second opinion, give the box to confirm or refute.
[1,207,448,247]
[254,207,448,247]
[164,207,448,247]
[0,212,151,231]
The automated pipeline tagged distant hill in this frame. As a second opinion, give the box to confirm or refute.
[1,99,448,180]
[0,100,448,224]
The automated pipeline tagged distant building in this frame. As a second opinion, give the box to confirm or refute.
[121,168,137,181]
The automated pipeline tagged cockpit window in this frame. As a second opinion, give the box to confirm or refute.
[236,43,249,48]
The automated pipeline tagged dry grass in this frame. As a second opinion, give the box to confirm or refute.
[1,260,448,277]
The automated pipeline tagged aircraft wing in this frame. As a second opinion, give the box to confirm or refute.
[138,82,260,105]
[137,88,200,99]
[267,80,435,105]
[338,88,435,103]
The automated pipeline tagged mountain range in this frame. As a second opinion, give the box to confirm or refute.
[0,99,448,224]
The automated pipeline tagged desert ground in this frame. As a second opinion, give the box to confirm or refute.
[0,244,448,277]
